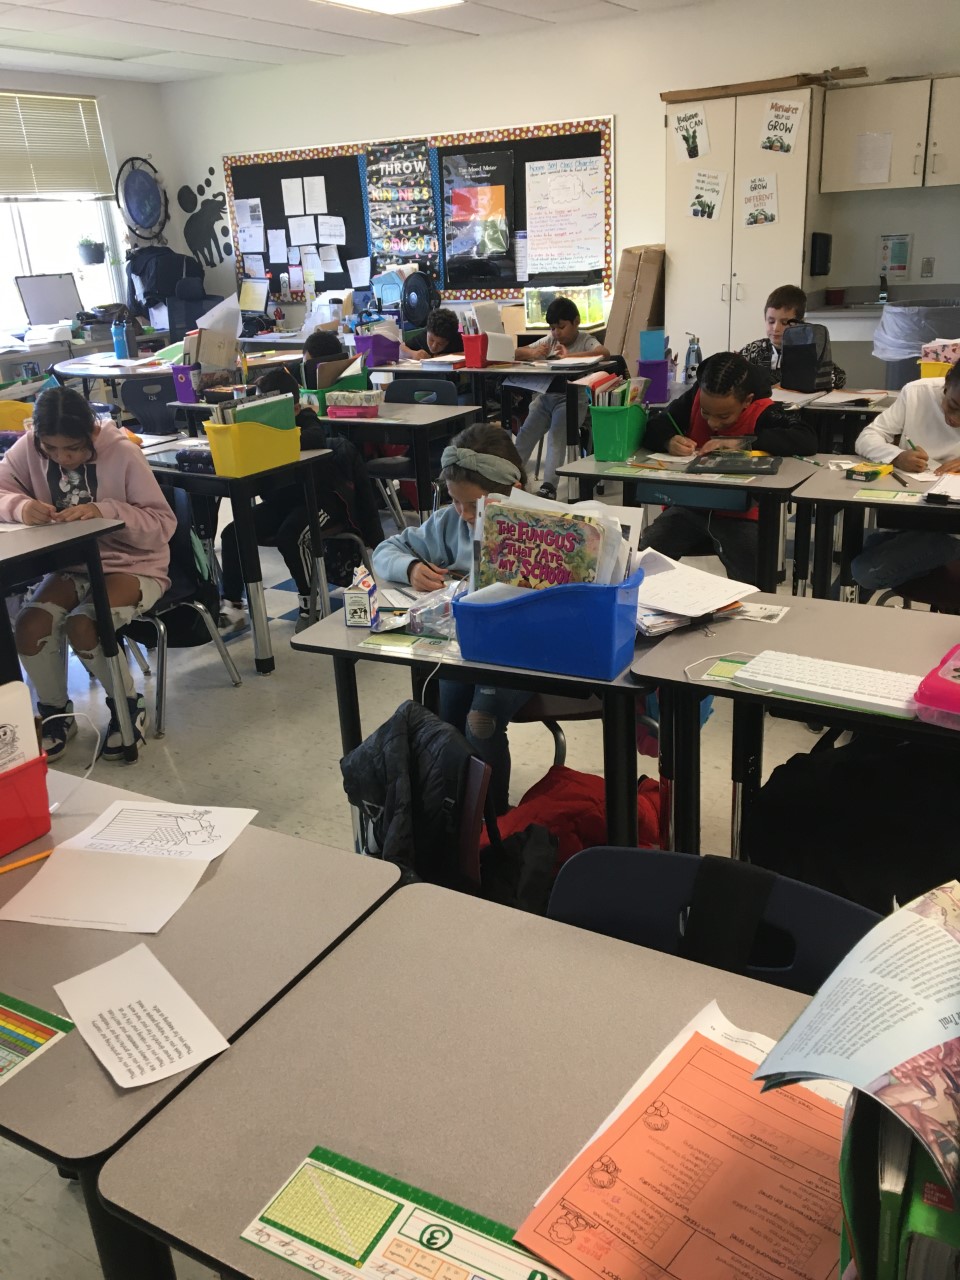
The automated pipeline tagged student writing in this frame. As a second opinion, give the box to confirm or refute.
[400,308,464,361]
[851,365,960,591]
[0,387,176,758]
[740,284,845,391]
[371,424,530,813]
[639,353,817,585]
[512,297,609,500]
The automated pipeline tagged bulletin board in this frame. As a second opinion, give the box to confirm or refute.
[222,116,613,304]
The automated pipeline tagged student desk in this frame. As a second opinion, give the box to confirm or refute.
[98,884,809,1280]
[291,612,644,846]
[0,771,399,1280]
[145,446,332,674]
[556,454,816,593]
[0,519,139,759]
[53,354,176,400]
[630,593,960,856]
[790,461,960,597]
[799,394,893,454]
[315,402,480,519]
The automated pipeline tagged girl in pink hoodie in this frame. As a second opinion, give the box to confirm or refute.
[0,387,176,759]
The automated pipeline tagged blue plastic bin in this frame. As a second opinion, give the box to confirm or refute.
[453,569,643,681]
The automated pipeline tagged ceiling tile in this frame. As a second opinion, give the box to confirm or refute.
[547,2,631,20]
[0,3,89,30]
[0,29,157,56]
[412,5,542,34]
[130,49,273,72]
[0,43,181,77]
[467,0,582,12]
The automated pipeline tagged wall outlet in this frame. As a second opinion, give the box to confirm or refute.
[921,256,935,278]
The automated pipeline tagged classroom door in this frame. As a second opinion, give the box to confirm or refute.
[664,96,736,359]
[925,77,960,187]
[728,90,811,352]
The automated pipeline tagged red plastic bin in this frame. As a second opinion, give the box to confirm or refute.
[0,753,51,860]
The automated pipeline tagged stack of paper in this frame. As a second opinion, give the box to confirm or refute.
[635,549,756,617]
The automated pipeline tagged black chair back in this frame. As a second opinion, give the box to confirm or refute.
[120,376,177,435]
[384,378,457,407]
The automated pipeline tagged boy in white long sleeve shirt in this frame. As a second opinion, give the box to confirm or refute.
[852,367,960,590]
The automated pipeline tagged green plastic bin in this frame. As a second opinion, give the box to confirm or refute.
[590,403,647,462]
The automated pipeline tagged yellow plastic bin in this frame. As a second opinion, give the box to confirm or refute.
[919,360,953,378]
[590,403,647,462]
[204,420,301,477]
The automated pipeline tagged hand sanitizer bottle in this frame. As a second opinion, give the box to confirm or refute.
[683,333,702,384]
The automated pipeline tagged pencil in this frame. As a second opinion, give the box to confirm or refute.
[893,472,908,486]
[907,438,918,450]
[0,849,52,876]
[665,412,684,436]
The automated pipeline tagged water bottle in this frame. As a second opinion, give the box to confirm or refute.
[111,320,128,360]
[683,333,702,384]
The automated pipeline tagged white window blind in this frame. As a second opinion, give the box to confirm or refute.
[0,92,112,199]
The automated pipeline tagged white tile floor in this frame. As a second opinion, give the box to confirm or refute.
[3,494,818,1279]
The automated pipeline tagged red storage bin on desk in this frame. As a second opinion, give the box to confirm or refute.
[1,754,51,860]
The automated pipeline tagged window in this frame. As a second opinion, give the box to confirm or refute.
[0,91,125,332]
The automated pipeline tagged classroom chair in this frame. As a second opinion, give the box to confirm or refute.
[120,376,177,436]
[119,488,241,736]
[166,279,224,345]
[366,379,455,525]
[511,693,604,767]
[0,401,32,430]
[546,847,881,995]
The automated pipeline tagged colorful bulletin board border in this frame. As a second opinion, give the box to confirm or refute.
[222,116,614,303]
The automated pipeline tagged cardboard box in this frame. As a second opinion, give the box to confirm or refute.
[605,245,665,373]
[182,327,238,373]
[500,305,527,337]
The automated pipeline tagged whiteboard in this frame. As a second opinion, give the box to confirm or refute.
[15,273,83,326]
[525,157,605,275]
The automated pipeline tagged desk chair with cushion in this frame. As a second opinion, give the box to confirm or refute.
[120,376,177,436]
[166,279,225,345]
[547,847,881,995]
[368,379,458,526]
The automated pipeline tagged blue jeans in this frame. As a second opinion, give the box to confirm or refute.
[515,391,586,490]
[439,680,531,814]
[851,530,960,590]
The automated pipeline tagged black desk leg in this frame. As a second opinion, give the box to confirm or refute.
[812,504,836,599]
[672,686,702,854]
[578,476,594,502]
[0,608,21,685]
[730,701,764,859]
[564,382,580,502]
[602,687,638,847]
[656,683,676,850]
[792,500,812,596]
[80,1166,175,1280]
[232,481,274,674]
[333,654,363,755]
[755,496,781,593]
[85,546,137,761]
[412,430,433,522]
[839,506,866,603]
[301,463,328,623]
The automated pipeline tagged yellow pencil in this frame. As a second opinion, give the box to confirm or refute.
[0,849,53,876]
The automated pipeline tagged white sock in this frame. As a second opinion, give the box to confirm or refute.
[75,642,135,701]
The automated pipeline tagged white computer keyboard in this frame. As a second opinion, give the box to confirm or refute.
[731,650,919,717]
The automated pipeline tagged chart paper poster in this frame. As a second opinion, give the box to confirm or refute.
[516,1031,843,1280]
[670,104,710,161]
[526,156,604,275]
[759,96,805,154]
[688,169,726,220]
[366,140,439,267]
[743,172,778,226]
[442,151,513,266]
[0,992,72,1087]
[243,1145,569,1280]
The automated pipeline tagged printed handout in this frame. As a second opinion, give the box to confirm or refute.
[281,177,304,217]
[288,215,317,246]
[60,800,256,862]
[315,215,346,245]
[266,229,287,264]
[0,992,73,1087]
[54,944,228,1089]
[635,549,758,615]
[303,175,327,215]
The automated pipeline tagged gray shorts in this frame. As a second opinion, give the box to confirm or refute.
[29,571,164,629]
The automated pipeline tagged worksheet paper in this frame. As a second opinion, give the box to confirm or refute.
[347,256,371,287]
[281,177,305,217]
[319,245,341,271]
[0,679,39,772]
[238,225,265,254]
[314,215,346,245]
[242,254,266,280]
[0,991,73,1087]
[288,215,317,246]
[301,249,322,279]
[635,549,758,615]
[303,175,327,214]
[287,245,301,266]
[516,1005,845,1280]
[54,944,228,1089]
[60,800,256,862]
[288,266,305,292]
[266,228,287,264]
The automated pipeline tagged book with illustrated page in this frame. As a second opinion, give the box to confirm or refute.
[476,499,604,590]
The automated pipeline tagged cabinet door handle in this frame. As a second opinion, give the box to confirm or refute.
[721,283,729,302]
[735,283,744,302]
[914,153,922,174]
[932,153,941,173]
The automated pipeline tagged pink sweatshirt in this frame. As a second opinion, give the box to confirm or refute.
[0,426,177,591]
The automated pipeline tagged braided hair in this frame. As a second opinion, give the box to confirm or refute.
[697,352,754,402]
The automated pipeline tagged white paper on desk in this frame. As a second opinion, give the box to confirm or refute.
[0,848,206,933]
[55,945,228,1088]
[303,175,327,215]
[347,256,371,287]
[319,245,341,271]
[0,679,39,772]
[771,387,824,406]
[281,177,304,217]
[197,294,242,340]
[60,800,256,862]
[242,254,265,280]
[314,215,345,245]
[927,474,960,502]
[288,215,316,246]
[816,389,884,407]
[894,466,940,483]
[237,225,264,254]
[0,522,26,532]
[287,245,301,267]
[635,549,757,616]
[502,373,553,394]
[266,229,287,264]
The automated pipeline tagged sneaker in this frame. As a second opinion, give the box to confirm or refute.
[100,695,147,762]
[294,609,314,634]
[218,600,248,636]
[38,701,77,761]
[537,482,557,500]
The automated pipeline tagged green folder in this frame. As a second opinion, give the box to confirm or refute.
[233,393,296,431]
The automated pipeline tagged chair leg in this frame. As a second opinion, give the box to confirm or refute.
[126,636,152,677]
[543,719,567,768]
[152,615,168,737]
[192,602,243,687]
[375,478,406,530]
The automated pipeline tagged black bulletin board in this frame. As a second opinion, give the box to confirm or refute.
[224,147,368,298]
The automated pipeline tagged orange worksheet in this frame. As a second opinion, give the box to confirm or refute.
[515,1032,843,1280]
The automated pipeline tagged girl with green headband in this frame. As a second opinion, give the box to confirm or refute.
[372,423,530,812]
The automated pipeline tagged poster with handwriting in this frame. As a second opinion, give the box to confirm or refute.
[688,169,726,220]
[742,173,778,227]
[525,156,604,275]
[759,96,805,155]
[670,104,710,161]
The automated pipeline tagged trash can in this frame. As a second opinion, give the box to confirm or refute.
[873,299,960,390]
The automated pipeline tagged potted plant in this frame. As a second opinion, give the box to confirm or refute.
[681,127,699,159]
[78,237,105,265]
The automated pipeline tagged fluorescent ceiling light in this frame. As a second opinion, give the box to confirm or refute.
[318,0,464,12]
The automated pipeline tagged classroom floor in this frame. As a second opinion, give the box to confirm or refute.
[3,492,819,1279]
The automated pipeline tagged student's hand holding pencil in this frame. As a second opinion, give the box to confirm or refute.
[667,436,697,457]
[409,560,446,592]
[893,446,929,473]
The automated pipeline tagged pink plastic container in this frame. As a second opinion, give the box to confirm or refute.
[914,644,960,730]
